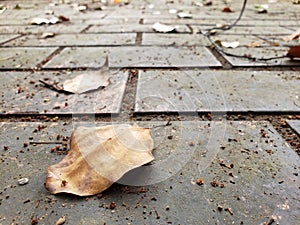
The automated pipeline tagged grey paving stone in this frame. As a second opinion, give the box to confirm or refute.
[221,47,300,67]
[43,47,108,68]
[135,70,300,113]
[0,47,56,69]
[45,46,222,68]
[142,33,209,46]
[0,121,299,224]
[83,18,140,25]
[85,24,154,33]
[0,24,89,34]
[0,34,20,45]
[192,25,293,35]
[287,120,300,136]
[4,33,136,47]
[85,23,189,33]
[0,70,128,115]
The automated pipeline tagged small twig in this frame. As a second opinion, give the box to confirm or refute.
[39,79,72,95]
[265,216,275,225]
[151,119,172,129]
[29,141,63,145]
[154,209,160,219]
[203,0,288,61]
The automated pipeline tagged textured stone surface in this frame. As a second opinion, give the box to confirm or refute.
[135,70,300,113]
[0,47,56,69]
[0,34,20,45]
[85,24,189,33]
[0,24,89,35]
[221,47,300,67]
[142,33,209,46]
[0,70,128,114]
[45,46,222,68]
[287,120,300,136]
[0,121,299,224]
[5,33,136,46]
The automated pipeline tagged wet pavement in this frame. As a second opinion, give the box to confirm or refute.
[0,0,299,225]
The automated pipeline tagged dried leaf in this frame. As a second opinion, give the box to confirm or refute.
[221,41,240,48]
[287,45,300,59]
[30,17,50,25]
[245,41,262,47]
[40,32,56,39]
[62,56,110,94]
[283,28,300,42]
[30,16,69,25]
[56,216,65,225]
[152,22,176,33]
[177,12,193,18]
[255,4,268,13]
[45,124,154,196]
[222,6,233,13]
[0,5,7,14]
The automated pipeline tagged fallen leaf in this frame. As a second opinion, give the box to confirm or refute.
[255,4,268,13]
[177,12,193,18]
[30,17,50,25]
[45,124,154,196]
[222,6,233,12]
[14,4,21,10]
[169,9,177,14]
[30,16,69,25]
[62,56,110,94]
[292,0,300,4]
[0,5,7,14]
[283,28,300,42]
[203,0,212,6]
[221,41,240,48]
[56,216,65,225]
[40,32,56,39]
[152,22,176,33]
[77,5,87,12]
[287,45,300,59]
[245,41,262,47]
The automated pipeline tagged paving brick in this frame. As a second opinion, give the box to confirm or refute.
[0,34,20,45]
[142,33,209,46]
[43,47,108,68]
[0,121,299,224]
[85,23,189,33]
[45,46,221,68]
[0,24,89,34]
[0,70,128,115]
[221,47,300,67]
[0,47,56,69]
[135,70,300,113]
[287,120,300,136]
[4,33,136,46]
[192,25,293,35]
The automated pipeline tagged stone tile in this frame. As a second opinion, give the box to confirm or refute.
[107,46,221,68]
[135,70,300,113]
[0,34,20,45]
[4,33,136,46]
[45,46,221,68]
[0,47,56,69]
[0,24,89,34]
[86,24,154,33]
[142,33,209,46]
[287,120,300,136]
[0,70,128,115]
[0,121,299,224]
[192,25,293,35]
[221,47,300,67]
[43,47,108,68]
[85,24,189,33]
